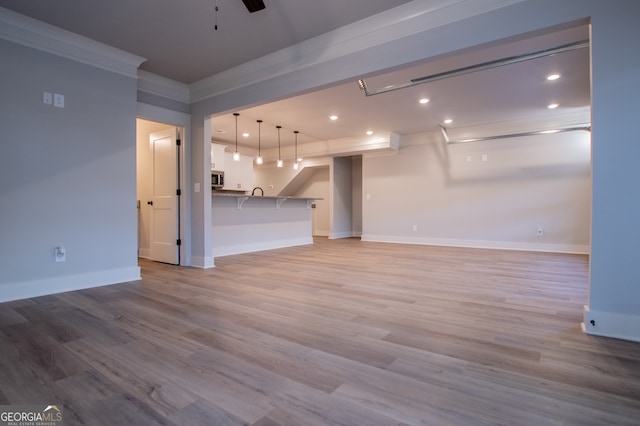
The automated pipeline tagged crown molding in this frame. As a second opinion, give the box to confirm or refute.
[190,0,524,103]
[0,7,145,78]
[137,70,190,103]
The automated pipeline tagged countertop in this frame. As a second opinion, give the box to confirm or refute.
[212,191,321,201]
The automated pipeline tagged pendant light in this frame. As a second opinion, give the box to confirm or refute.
[293,130,299,170]
[233,113,240,161]
[276,125,283,167]
[256,120,263,165]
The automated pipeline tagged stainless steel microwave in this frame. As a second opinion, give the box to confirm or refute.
[211,171,224,189]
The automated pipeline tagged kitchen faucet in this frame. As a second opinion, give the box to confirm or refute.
[251,187,264,196]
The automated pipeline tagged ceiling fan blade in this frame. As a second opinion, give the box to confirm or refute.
[242,0,266,13]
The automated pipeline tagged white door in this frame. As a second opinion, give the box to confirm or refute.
[149,128,180,264]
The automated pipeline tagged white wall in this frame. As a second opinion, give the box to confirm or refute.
[0,38,141,301]
[363,130,591,252]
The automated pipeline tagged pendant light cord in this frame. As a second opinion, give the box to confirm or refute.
[234,112,239,153]
[277,126,282,159]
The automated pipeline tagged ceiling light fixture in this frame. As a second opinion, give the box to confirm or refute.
[256,120,263,165]
[293,131,299,170]
[547,73,561,81]
[419,98,430,104]
[444,119,453,124]
[366,130,374,136]
[329,115,338,121]
[276,125,283,167]
[548,103,559,109]
[242,132,249,138]
[233,113,240,161]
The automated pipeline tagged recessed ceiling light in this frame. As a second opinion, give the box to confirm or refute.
[329,115,338,121]
[366,130,374,136]
[548,103,559,109]
[242,132,249,138]
[444,119,453,124]
[419,98,430,104]
[547,73,561,81]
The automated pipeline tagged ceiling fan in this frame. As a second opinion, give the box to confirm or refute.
[241,0,266,13]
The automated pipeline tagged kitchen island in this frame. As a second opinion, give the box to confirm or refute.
[212,192,320,257]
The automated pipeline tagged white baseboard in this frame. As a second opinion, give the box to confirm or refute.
[190,255,215,269]
[582,305,640,343]
[0,266,141,303]
[213,237,313,258]
[329,231,358,239]
[138,248,150,259]
[360,234,589,254]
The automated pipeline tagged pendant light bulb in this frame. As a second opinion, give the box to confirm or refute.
[276,125,283,167]
[256,120,263,165]
[233,112,240,161]
[293,162,299,170]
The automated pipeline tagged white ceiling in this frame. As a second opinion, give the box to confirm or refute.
[0,1,591,152]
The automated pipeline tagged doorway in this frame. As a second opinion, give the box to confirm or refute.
[136,119,183,264]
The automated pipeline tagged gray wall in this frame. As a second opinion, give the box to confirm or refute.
[331,157,353,239]
[586,1,640,339]
[0,39,140,301]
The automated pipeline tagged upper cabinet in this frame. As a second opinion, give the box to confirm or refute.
[224,153,254,190]
[211,143,226,171]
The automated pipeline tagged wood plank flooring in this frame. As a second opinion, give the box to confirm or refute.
[1,237,639,425]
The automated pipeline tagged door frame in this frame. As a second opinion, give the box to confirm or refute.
[137,102,191,266]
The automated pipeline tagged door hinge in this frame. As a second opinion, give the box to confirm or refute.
[176,189,182,196]
[177,239,182,246]
[176,139,181,146]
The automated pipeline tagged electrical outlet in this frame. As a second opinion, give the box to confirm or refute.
[536,226,543,237]
[412,225,418,232]
[55,246,66,262]
[43,92,52,105]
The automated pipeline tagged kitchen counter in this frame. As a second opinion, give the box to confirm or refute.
[211,193,321,257]
[212,191,320,209]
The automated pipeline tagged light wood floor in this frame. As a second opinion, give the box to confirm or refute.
[1,238,639,425]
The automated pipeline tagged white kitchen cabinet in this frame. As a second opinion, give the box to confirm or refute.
[223,152,254,191]
[211,143,226,171]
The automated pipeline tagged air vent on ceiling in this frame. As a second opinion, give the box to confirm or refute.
[242,0,266,13]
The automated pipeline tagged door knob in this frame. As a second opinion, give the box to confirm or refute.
[147,201,153,206]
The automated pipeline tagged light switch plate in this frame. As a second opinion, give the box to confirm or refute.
[43,92,52,105]
[54,93,64,108]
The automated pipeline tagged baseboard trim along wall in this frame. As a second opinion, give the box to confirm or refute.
[361,234,589,255]
[0,267,141,303]
[583,306,640,343]
[190,256,215,269]
[213,237,313,258]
